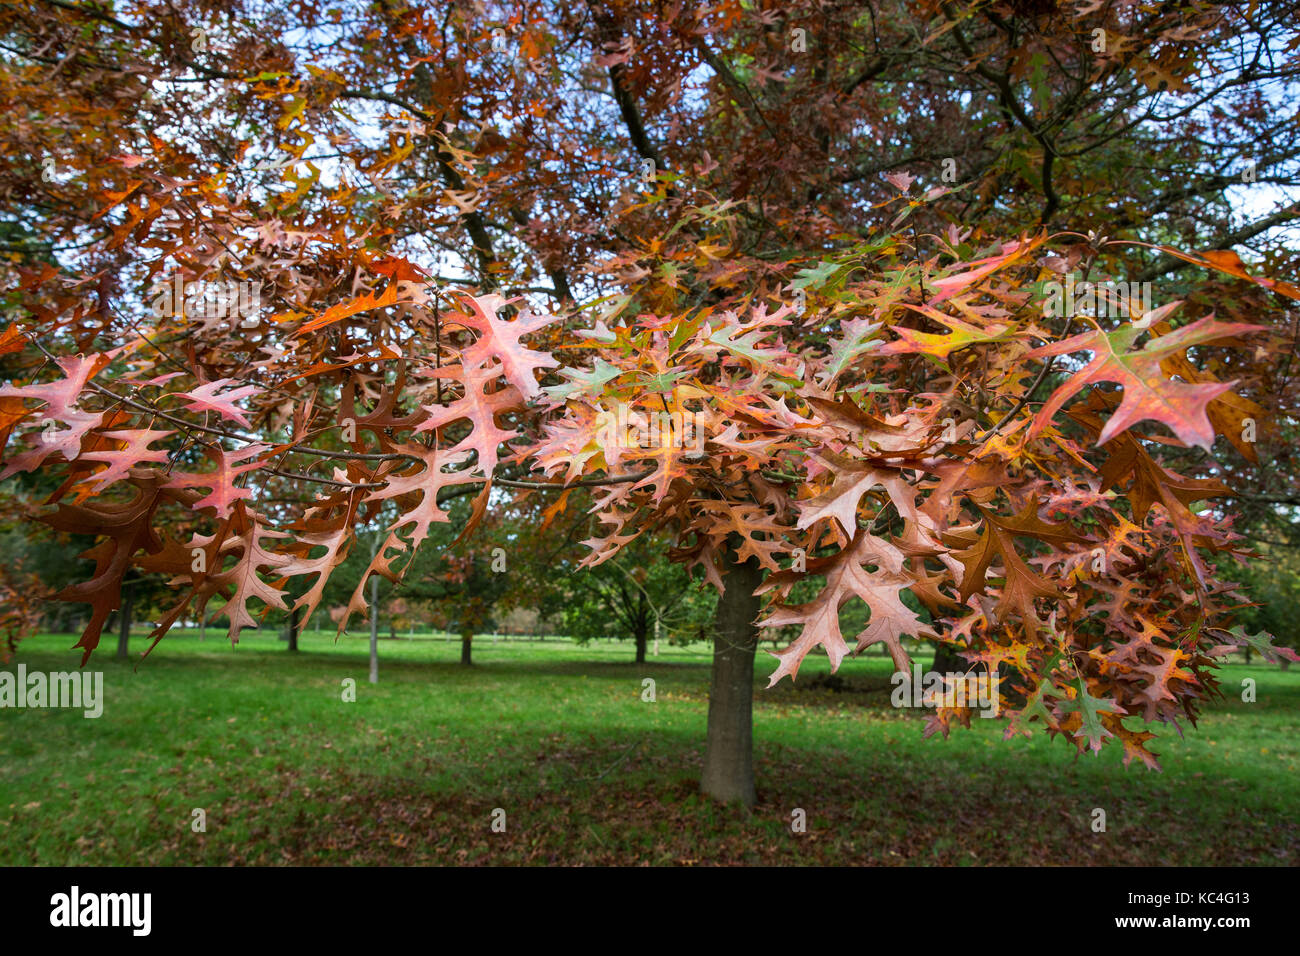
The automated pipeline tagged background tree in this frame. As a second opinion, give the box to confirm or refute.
[503,489,717,660]
[1229,545,1300,669]
[539,530,715,663]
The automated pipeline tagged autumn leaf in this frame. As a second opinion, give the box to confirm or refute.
[163,443,270,517]
[759,532,935,685]
[293,283,403,336]
[447,293,559,402]
[0,353,112,476]
[1026,316,1264,450]
[172,379,262,430]
[200,508,292,641]
[78,428,173,492]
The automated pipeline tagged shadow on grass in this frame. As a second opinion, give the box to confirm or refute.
[117,730,1298,866]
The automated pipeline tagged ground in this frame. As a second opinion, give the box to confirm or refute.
[1,630,1296,865]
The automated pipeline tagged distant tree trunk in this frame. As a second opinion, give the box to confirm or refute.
[634,626,648,664]
[1281,658,1292,671]
[369,576,379,684]
[115,590,133,660]
[460,631,473,666]
[288,604,301,652]
[701,554,763,807]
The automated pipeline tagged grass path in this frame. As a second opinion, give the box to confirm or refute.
[2,631,1296,865]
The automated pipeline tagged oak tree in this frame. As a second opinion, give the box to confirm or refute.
[2,0,1298,807]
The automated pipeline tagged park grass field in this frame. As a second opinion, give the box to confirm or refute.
[1,629,1297,866]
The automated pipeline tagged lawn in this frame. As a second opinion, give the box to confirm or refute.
[1,629,1296,865]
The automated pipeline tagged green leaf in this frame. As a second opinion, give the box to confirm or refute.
[543,358,623,403]
[790,260,845,291]
[636,369,686,392]
[1058,677,1123,754]
[1015,651,1065,729]
[1224,626,1299,664]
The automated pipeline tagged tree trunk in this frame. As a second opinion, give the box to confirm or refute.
[288,604,301,653]
[369,576,379,684]
[460,631,473,666]
[115,590,133,660]
[701,554,763,807]
[634,593,648,663]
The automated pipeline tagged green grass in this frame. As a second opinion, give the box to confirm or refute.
[1,629,1297,865]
